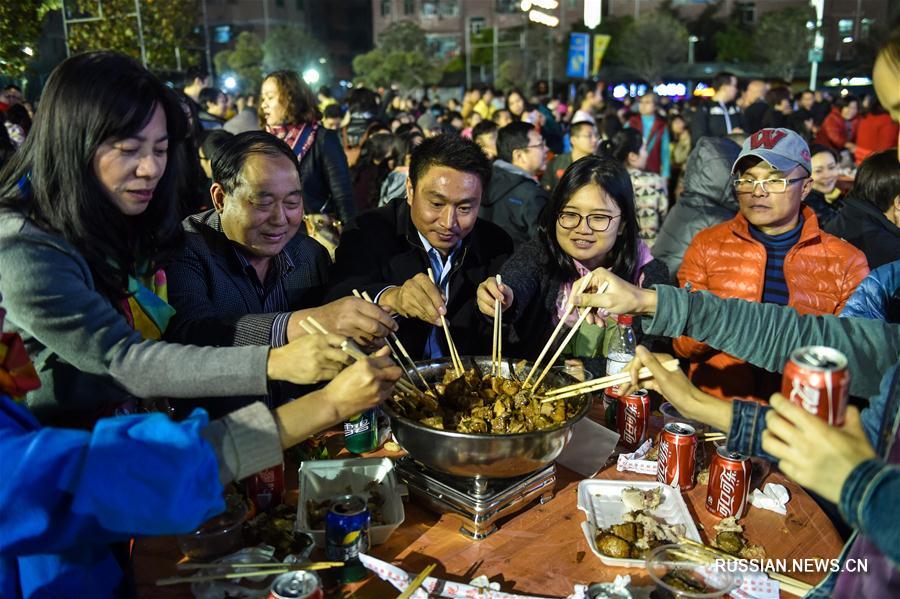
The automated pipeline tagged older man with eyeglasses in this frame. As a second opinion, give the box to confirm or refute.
[674,127,869,402]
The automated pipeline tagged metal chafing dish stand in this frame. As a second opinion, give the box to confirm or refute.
[384,356,592,539]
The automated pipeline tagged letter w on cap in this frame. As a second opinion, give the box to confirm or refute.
[750,129,787,150]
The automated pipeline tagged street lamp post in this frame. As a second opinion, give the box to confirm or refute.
[688,35,698,65]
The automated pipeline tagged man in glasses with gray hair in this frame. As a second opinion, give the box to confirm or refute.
[674,127,869,402]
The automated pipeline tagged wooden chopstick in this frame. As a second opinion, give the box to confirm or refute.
[350,290,419,389]
[531,306,593,393]
[158,562,342,585]
[529,281,609,393]
[541,358,680,398]
[177,561,344,571]
[396,563,436,599]
[427,268,463,376]
[356,290,434,393]
[495,274,503,376]
[522,277,591,387]
[677,538,813,594]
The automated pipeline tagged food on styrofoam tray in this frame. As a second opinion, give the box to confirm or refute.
[713,516,766,559]
[305,480,387,530]
[577,480,702,567]
[296,457,405,547]
[595,508,686,559]
[620,486,662,511]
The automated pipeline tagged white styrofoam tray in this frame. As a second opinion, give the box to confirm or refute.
[577,479,702,567]
[296,457,405,547]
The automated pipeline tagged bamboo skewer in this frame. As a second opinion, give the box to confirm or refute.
[677,537,813,595]
[529,281,609,393]
[396,563,436,599]
[540,358,680,398]
[427,267,463,376]
[355,289,433,393]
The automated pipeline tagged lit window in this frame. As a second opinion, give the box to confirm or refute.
[838,19,853,35]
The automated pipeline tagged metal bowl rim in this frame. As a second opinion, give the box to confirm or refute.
[384,355,593,440]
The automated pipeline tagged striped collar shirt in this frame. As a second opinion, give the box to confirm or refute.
[232,246,295,347]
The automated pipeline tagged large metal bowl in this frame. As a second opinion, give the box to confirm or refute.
[383,356,592,479]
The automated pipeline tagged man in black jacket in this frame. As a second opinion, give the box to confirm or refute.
[825,149,900,269]
[689,72,744,146]
[328,134,514,360]
[482,122,550,245]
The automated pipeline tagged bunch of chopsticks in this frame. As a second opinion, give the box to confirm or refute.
[350,290,432,396]
[491,274,503,376]
[674,537,813,597]
[156,560,343,586]
[427,268,464,377]
[538,359,680,403]
[520,279,608,395]
[301,312,424,399]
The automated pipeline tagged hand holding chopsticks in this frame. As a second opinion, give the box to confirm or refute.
[352,289,433,394]
[303,316,423,398]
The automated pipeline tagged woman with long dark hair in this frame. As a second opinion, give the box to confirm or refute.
[0,52,398,427]
[476,155,668,369]
[259,70,355,222]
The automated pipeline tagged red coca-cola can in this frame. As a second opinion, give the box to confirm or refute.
[268,571,324,599]
[782,346,850,426]
[706,447,751,518]
[244,464,285,512]
[657,422,697,491]
[617,390,650,451]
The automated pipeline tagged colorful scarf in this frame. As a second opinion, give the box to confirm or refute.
[268,122,319,162]
[0,309,40,402]
[119,269,176,341]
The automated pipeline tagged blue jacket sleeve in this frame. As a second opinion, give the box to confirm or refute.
[0,397,226,555]
[840,261,900,322]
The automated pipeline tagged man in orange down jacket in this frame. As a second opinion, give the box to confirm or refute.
[676,127,869,401]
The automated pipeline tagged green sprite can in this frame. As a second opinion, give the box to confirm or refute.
[343,408,377,454]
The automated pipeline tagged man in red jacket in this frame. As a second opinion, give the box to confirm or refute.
[676,128,869,401]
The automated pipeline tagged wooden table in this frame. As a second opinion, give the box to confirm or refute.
[134,417,844,598]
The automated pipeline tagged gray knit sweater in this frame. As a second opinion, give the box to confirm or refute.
[0,213,270,423]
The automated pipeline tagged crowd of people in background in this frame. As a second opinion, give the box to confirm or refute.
[0,27,899,598]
